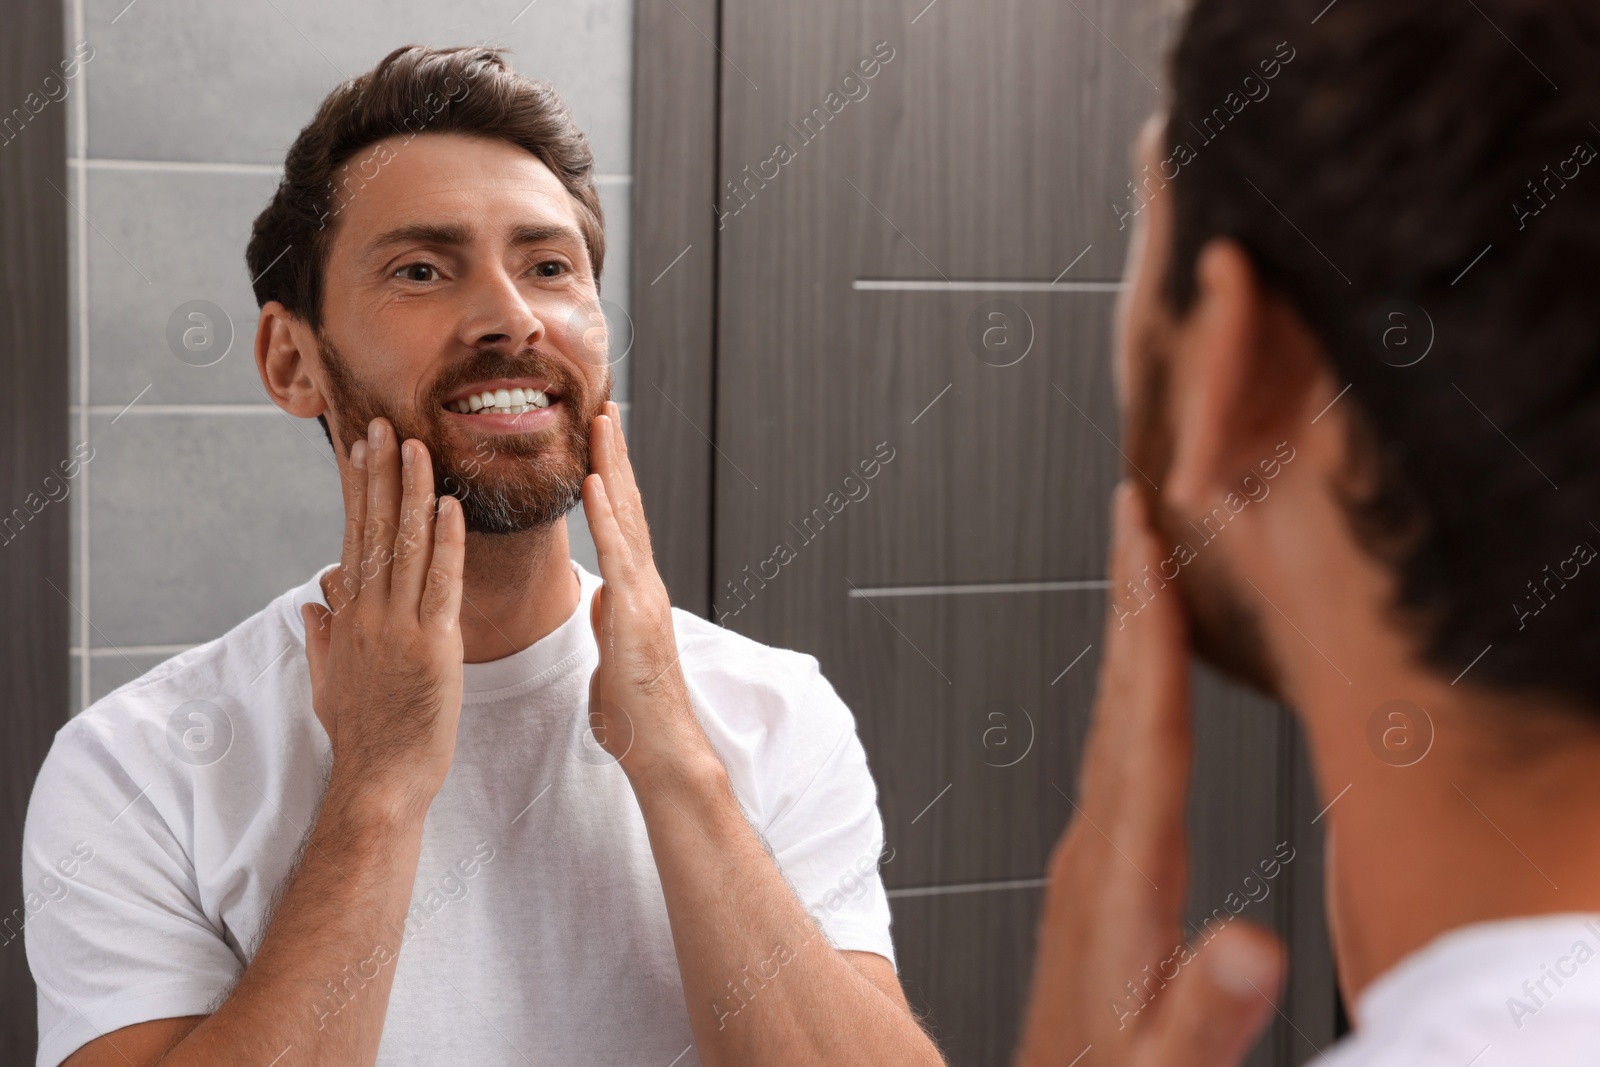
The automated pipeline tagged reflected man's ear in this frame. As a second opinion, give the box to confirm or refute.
[255,301,329,423]
[1162,239,1325,515]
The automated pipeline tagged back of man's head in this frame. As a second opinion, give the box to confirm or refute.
[1164,0,1600,712]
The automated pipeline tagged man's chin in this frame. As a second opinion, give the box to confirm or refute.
[449,478,585,534]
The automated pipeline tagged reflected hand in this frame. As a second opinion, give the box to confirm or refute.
[580,401,718,787]
[301,418,467,814]
[1015,482,1285,1067]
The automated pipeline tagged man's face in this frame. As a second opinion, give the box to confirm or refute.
[315,132,612,533]
[1113,116,1282,698]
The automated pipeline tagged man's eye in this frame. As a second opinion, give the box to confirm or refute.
[396,263,439,282]
[532,260,567,278]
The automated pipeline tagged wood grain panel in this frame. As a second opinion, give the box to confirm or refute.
[630,0,722,615]
[0,0,71,1058]
[890,887,1045,1067]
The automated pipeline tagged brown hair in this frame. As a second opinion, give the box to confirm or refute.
[245,44,605,334]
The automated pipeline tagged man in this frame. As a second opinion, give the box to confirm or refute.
[1018,0,1600,1063]
[22,45,942,1067]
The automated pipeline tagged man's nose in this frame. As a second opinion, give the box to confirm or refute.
[462,264,546,351]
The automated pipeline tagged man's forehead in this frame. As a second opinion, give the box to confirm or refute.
[330,133,584,255]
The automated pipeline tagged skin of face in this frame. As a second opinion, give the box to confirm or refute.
[265,131,614,533]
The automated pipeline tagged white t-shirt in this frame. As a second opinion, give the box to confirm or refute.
[22,560,896,1067]
[1324,913,1600,1064]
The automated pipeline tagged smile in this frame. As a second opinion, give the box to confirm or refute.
[447,387,552,415]
[442,378,562,417]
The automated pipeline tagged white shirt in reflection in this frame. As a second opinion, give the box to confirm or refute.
[22,560,895,1067]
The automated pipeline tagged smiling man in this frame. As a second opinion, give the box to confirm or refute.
[21,46,940,1067]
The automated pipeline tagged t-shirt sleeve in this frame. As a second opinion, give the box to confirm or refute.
[23,719,243,1067]
[758,662,897,971]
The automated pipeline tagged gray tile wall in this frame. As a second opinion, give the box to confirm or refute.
[65,0,636,711]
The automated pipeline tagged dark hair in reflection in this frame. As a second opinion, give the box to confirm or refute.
[1165,0,1600,710]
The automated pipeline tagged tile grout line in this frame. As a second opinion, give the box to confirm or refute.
[67,157,633,187]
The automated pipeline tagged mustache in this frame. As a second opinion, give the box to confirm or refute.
[427,347,585,408]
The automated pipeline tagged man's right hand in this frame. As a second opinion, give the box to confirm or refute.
[302,415,467,814]
[1015,484,1284,1067]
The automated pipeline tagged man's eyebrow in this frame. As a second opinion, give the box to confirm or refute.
[364,221,472,260]
[361,221,583,261]
[509,222,583,247]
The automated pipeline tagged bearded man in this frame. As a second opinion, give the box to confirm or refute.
[22,45,941,1067]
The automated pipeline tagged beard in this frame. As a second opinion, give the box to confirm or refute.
[318,334,610,534]
[1123,314,1283,700]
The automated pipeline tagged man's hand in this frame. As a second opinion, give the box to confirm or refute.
[580,401,719,787]
[1015,482,1285,1067]
[301,416,468,814]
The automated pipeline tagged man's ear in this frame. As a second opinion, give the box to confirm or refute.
[1162,238,1314,511]
[255,301,328,421]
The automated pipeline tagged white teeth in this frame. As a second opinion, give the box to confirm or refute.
[450,388,553,416]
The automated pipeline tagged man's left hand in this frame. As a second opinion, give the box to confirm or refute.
[580,401,719,788]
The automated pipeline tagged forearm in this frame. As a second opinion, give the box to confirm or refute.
[635,758,941,1067]
[157,774,427,1066]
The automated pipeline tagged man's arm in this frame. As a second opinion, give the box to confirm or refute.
[636,760,939,1066]
[580,403,943,1067]
[63,421,466,1067]
[1015,483,1283,1067]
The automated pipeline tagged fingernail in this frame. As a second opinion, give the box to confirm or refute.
[369,420,384,449]
[351,440,367,470]
[1209,932,1280,998]
[402,440,414,470]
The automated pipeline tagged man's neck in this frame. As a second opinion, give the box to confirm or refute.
[456,520,582,662]
[1289,632,1600,1019]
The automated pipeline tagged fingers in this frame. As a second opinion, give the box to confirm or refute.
[589,582,611,653]
[582,469,636,582]
[1082,482,1193,864]
[1140,922,1284,1067]
[300,603,334,738]
[302,603,331,679]
[591,405,650,554]
[331,439,369,615]
[389,439,437,613]
[1052,480,1195,1010]
[359,417,403,601]
[419,496,466,633]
